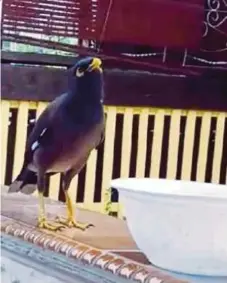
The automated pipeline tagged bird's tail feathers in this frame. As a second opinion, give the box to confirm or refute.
[8,167,37,195]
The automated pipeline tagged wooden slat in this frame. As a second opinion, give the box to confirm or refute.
[49,174,61,201]
[12,101,29,180]
[181,111,196,180]
[84,149,98,205]
[36,101,48,118]
[196,112,212,182]
[136,109,149,177]
[167,110,181,179]
[32,102,49,196]
[101,106,117,213]
[1,51,74,66]
[3,65,227,112]
[120,108,133,178]
[226,167,227,185]
[2,98,226,217]
[1,101,10,184]
[118,108,133,219]
[111,203,127,216]
[212,113,226,183]
[150,109,165,177]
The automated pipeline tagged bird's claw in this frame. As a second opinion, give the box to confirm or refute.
[55,216,94,231]
[38,218,65,231]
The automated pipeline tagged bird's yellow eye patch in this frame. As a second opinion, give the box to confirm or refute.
[76,68,84,77]
[88,58,103,73]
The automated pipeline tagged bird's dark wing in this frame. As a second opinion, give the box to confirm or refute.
[8,109,52,194]
[24,93,69,166]
[24,111,51,166]
[9,99,60,194]
[95,128,105,149]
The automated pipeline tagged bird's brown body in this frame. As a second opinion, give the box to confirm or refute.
[25,90,104,174]
[8,57,105,231]
[29,116,104,174]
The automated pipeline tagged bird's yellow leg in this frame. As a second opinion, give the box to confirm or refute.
[38,192,65,231]
[56,191,93,231]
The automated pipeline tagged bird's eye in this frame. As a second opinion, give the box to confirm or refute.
[76,67,84,77]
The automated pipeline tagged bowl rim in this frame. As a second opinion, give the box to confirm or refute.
[111,178,227,201]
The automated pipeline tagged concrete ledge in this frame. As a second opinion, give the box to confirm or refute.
[1,216,187,283]
[1,188,187,283]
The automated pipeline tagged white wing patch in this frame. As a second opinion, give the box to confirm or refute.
[40,128,47,137]
[31,128,47,151]
[31,141,39,151]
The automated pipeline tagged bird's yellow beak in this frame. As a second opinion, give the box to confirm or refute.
[88,58,103,73]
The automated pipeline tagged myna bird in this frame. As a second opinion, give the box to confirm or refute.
[8,57,105,231]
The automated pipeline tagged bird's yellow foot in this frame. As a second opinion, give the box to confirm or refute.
[55,216,94,231]
[38,217,65,231]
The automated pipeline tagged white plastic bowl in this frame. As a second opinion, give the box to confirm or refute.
[111,178,227,276]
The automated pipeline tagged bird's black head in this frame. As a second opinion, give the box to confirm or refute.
[73,57,103,77]
[70,57,104,103]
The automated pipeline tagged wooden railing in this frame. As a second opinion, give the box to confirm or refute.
[1,100,226,218]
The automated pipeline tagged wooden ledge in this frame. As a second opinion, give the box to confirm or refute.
[1,188,187,283]
[2,62,227,111]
